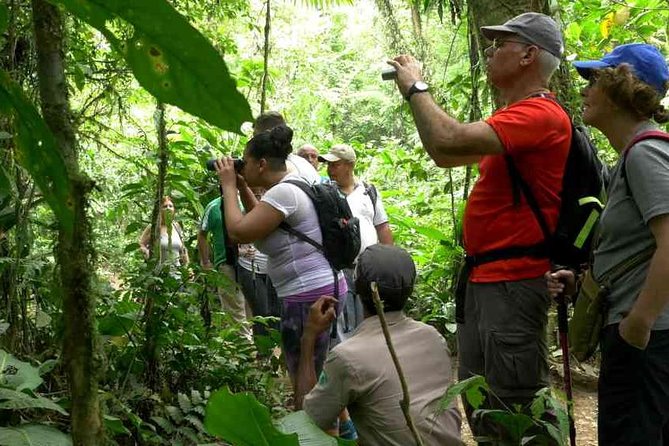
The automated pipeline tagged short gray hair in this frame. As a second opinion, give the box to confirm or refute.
[537,49,561,81]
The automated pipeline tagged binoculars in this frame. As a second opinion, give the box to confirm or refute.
[205,158,245,173]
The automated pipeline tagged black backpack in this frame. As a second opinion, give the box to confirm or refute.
[279,179,361,271]
[466,102,610,271]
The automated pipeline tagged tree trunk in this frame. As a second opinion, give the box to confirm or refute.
[410,3,428,62]
[142,102,168,392]
[31,1,103,444]
[260,0,271,114]
[374,0,410,56]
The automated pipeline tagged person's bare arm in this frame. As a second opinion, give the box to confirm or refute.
[375,222,394,245]
[139,225,151,259]
[295,296,337,410]
[619,214,669,349]
[237,175,258,212]
[223,195,284,244]
[216,157,284,244]
[196,230,213,270]
[388,55,503,165]
[173,223,189,265]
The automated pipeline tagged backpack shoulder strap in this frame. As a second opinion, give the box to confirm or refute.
[621,130,669,193]
[599,245,655,288]
[622,131,669,163]
[363,181,378,213]
[504,155,552,241]
[505,92,568,242]
[278,179,323,251]
[283,178,316,200]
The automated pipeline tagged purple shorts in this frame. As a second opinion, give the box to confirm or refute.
[281,278,347,379]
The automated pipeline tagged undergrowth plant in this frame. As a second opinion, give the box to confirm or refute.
[440,376,570,446]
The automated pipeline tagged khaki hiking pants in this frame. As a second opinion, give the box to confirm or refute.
[217,264,252,341]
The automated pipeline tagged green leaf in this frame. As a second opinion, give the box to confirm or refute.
[150,416,175,434]
[177,392,192,413]
[565,22,582,42]
[0,349,43,391]
[184,414,206,433]
[0,4,8,35]
[98,313,136,336]
[0,164,12,199]
[474,409,535,443]
[190,389,203,406]
[276,411,356,446]
[104,415,131,435]
[51,0,252,133]
[166,405,184,424]
[439,375,488,411]
[0,388,67,415]
[37,360,57,377]
[414,225,449,242]
[0,71,74,236]
[204,387,298,446]
[0,424,72,446]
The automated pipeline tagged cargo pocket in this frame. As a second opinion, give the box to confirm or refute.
[486,331,541,393]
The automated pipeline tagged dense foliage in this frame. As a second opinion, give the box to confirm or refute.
[0,0,668,443]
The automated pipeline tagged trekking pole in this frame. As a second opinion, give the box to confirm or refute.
[556,293,577,446]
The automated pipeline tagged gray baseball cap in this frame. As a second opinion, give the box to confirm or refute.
[355,245,416,305]
[481,12,564,58]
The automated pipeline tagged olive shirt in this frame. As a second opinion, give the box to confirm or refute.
[303,312,462,446]
[593,122,669,330]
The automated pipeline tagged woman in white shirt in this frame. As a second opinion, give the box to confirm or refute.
[139,196,189,276]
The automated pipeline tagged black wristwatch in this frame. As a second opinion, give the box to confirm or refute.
[405,81,429,101]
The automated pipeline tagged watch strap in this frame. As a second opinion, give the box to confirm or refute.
[405,81,428,101]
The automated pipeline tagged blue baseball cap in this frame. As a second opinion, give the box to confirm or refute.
[573,43,669,95]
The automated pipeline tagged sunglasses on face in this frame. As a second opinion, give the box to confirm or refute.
[490,38,530,51]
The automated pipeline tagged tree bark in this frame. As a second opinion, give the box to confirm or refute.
[374,0,410,56]
[410,3,428,62]
[259,0,271,114]
[31,1,103,444]
[142,102,168,392]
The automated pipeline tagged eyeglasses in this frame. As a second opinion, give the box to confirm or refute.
[490,38,531,51]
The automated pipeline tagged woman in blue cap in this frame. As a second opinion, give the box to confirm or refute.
[547,43,669,444]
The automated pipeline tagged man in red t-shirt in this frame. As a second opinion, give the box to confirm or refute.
[388,12,570,435]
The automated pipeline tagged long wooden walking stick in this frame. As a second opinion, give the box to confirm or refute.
[557,294,577,446]
[370,282,424,446]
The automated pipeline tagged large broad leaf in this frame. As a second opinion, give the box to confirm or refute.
[204,387,298,446]
[439,375,488,411]
[50,0,252,134]
[276,411,356,446]
[0,388,68,415]
[0,424,72,446]
[474,409,535,443]
[0,349,43,392]
[0,71,74,235]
